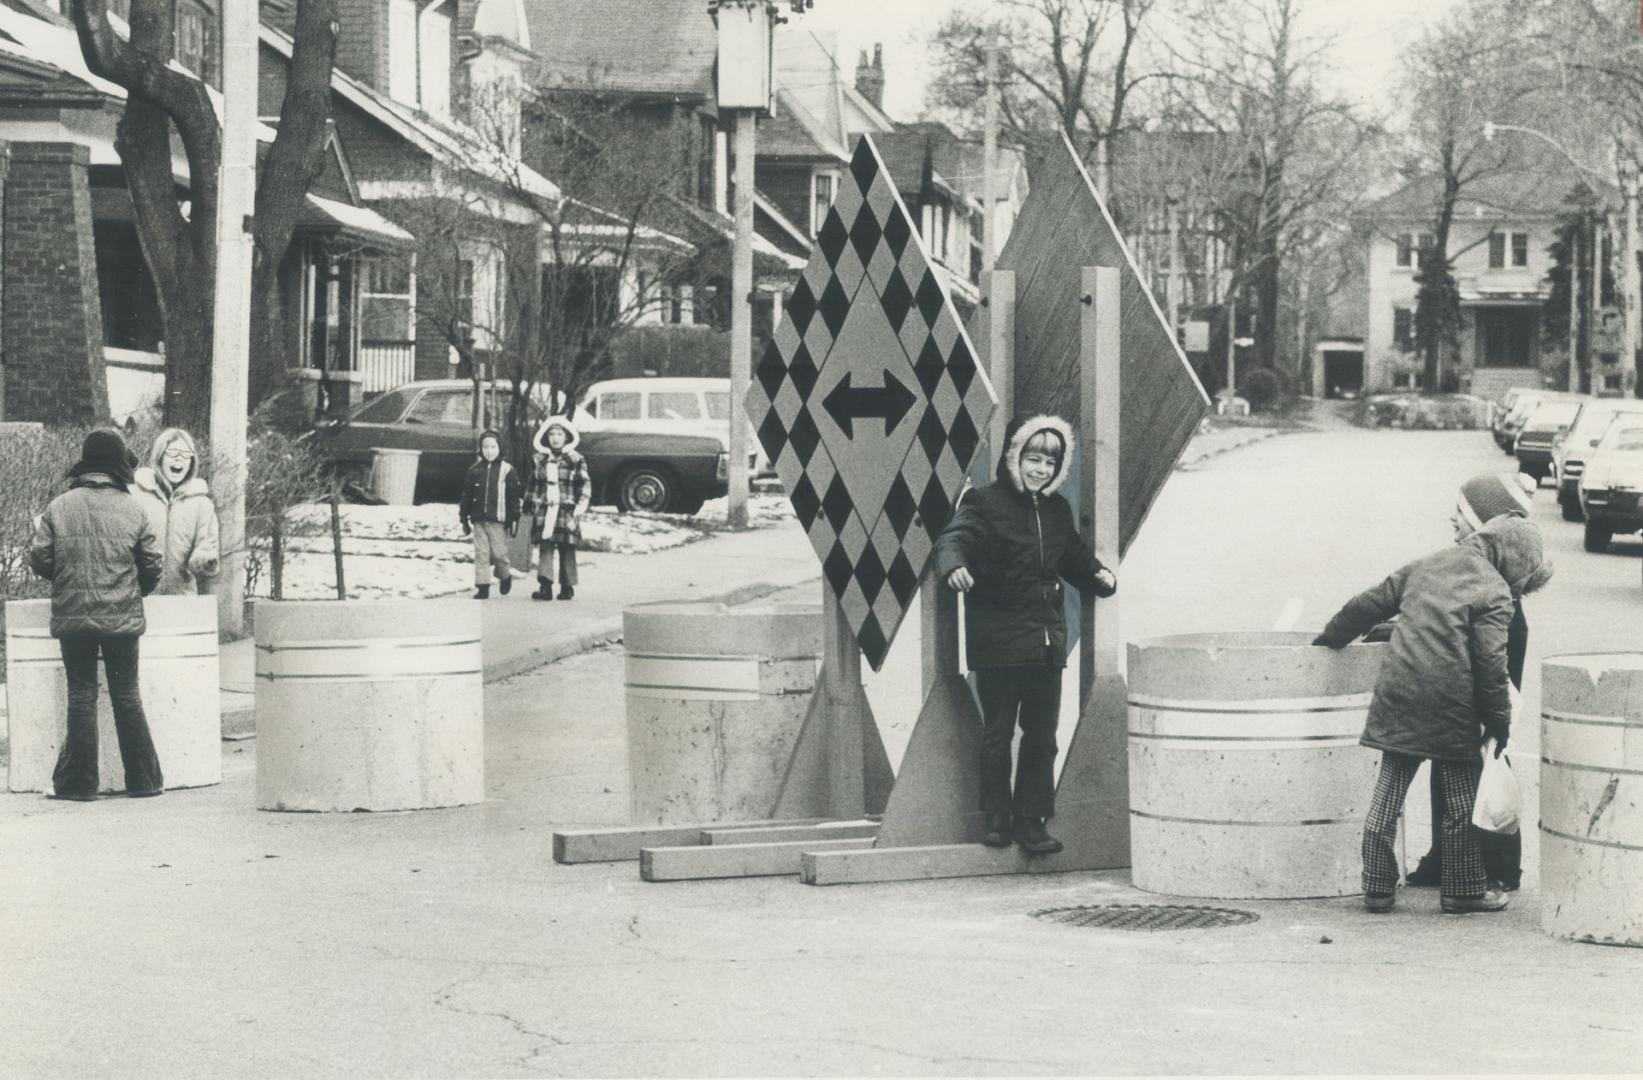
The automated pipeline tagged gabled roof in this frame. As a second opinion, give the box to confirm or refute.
[1367,147,1617,223]
[871,126,963,203]
[760,28,894,161]
[260,23,560,203]
[523,0,714,99]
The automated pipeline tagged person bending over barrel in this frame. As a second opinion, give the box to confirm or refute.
[933,414,1117,855]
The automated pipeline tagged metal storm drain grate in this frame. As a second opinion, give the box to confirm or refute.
[1031,904,1259,931]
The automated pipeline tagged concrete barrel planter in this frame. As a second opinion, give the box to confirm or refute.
[1127,631,1385,899]
[254,600,484,812]
[1541,653,1643,947]
[5,596,222,793]
[623,601,821,824]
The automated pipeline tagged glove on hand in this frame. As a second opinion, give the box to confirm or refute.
[1483,724,1509,758]
[1311,632,1345,649]
[461,521,472,537]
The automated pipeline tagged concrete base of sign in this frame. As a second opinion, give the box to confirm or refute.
[254,601,484,812]
[624,602,821,825]
[1541,653,1643,947]
[5,597,221,793]
[1128,632,1384,900]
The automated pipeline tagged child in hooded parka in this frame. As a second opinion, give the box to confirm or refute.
[459,429,523,599]
[525,415,591,601]
[1313,514,1553,915]
[131,428,221,595]
[933,414,1117,856]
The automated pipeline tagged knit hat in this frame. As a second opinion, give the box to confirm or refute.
[66,428,136,490]
[477,429,503,458]
[1457,472,1534,532]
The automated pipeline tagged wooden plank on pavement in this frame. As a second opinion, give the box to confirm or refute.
[552,819,826,864]
[640,837,876,882]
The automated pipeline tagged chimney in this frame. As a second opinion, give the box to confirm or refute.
[856,43,885,110]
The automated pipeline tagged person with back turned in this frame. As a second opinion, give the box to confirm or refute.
[29,429,165,800]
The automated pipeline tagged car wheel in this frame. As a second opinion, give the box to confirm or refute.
[1561,496,1583,523]
[615,464,679,513]
[1584,521,1613,553]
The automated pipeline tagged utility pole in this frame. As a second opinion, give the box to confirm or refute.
[1625,158,1642,396]
[211,0,257,635]
[1591,209,1602,385]
[981,37,998,268]
[714,0,785,529]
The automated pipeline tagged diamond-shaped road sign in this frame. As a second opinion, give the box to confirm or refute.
[987,132,1209,554]
[748,135,997,671]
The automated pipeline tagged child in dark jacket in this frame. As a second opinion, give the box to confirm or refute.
[1314,515,1552,915]
[933,414,1116,855]
[459,430,522,600]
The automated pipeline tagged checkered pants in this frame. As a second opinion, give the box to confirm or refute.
[1362,751,1485,899]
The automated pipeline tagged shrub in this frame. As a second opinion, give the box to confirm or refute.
[1239,367,1282,411]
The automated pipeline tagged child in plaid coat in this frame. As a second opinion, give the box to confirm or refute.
[525,416,591,600]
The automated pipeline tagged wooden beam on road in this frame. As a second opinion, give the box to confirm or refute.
[552,819,828,864]
[639,837,877,882]
[801,841,1120,886]
[701,821,880,845]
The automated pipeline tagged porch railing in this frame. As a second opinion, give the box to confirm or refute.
[359,339,417,393]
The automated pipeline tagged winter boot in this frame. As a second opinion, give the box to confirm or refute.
[1012,816,1064,856]
[498,571,512,596]
[474,585,490,600]
[559,584,574,600]
[1363,892,1395,913]
[1405,850,1441,887]
[532,578,553,601]
[981,813,1012,848]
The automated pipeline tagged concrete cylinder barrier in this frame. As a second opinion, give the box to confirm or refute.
[1541,653,1643,947]
[5,596,222,793]
[254,600,484,812]
[1127,631,1385,899]
[371,448,421,505]
[624,602,821,824]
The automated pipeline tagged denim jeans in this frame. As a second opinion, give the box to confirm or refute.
[52,634,163,797]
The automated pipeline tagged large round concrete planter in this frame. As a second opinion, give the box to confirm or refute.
[254,601,484,812]
[5,596,222,793]
[1541,653,1643,947]
[1127,631,1384,899]
[624,602,821,824]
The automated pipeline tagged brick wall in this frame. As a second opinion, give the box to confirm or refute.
[335,0,391,91]
[2,143,110,424]
[756,163,813,238]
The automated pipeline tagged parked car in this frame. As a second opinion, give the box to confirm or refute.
[1552,398,1643,521]
[1514,397,1585,482]
[306,380,731,514]
[1490,387,1539,450]
[579,376,770,476]
[1577,419,1643,552]
[1495,390,1576,455]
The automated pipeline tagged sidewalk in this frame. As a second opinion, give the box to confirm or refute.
[216,514,821,732]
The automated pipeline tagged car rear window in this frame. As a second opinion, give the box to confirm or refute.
[407,390,472,425]
[599,392,642,420]
[351,388,415,423]
[704,391,730,420]
[1526,401,1581,428]
[1604,425,1643,451]
[649,392,702,420]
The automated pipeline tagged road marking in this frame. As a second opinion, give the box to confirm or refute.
[1273,597,1303,631]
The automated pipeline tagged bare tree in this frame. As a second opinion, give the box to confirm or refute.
[926,0,1165,194]
[71,0,339,434]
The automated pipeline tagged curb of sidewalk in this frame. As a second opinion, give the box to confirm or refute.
[481,572,823,684]
[1175,428,1281,471]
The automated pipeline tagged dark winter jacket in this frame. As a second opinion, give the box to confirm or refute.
[29,473,163,637]
[1315,516,1551,762]
[459,438,522,529]
[933,414,1115,669]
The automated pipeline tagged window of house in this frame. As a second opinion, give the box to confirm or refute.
[1395,233,1412,267]
[1489,231,1530,269]
[388,0,418,105]
[598,392,642,420]
[1393,306,1414,352]
[175,1,215,82]
[649,392,703,420]
[94,220,163,352]
[418,0,452,118]
[697,115,718,209]
[811,172,837,236]
[455,259,475,333]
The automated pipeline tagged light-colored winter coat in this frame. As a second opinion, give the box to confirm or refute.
[131,429,220,595]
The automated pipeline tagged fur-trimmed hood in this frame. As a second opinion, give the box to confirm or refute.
[533,415,581,455]
[998,414,1074,496]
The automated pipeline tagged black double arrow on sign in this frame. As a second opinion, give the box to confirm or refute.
[822,370,918,439]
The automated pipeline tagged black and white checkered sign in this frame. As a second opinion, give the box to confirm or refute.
[746,135,996,670]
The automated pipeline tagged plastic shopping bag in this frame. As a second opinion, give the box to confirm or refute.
[1471,739,1520,835]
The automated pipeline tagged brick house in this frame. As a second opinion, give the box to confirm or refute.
[0,0,415,424]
